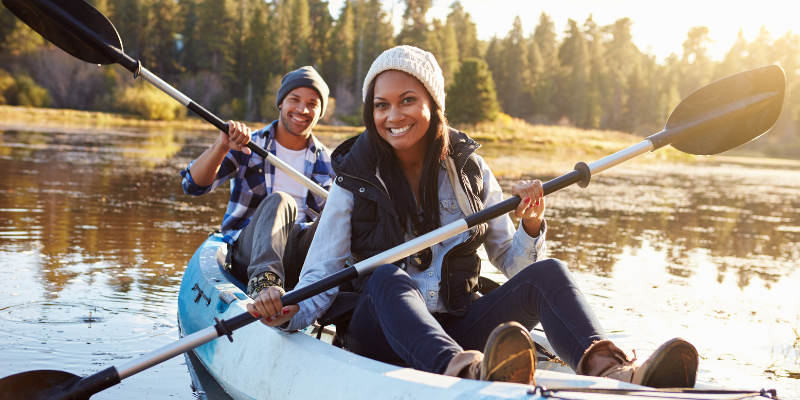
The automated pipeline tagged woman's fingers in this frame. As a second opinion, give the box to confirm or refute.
[511,180,544,218]
[248,286,300,327]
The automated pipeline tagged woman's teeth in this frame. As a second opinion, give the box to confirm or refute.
[390,125,412,135]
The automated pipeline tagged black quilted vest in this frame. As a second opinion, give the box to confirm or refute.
[331,128,488,315]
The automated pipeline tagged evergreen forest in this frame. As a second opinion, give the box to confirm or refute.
[1,0,799,157]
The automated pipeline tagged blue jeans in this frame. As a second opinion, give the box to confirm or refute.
[343,259,606,374]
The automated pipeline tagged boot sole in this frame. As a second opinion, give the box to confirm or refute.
[481,322,535,384]
[637,338,698,388]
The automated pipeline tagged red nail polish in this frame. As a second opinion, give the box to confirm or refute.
[282,308,290,315]
[535,200,540,206]
[523,196,531,203]
[253,311,261,318]
[265,317,272,322]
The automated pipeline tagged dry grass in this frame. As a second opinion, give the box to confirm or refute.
[0,105,365,136]
[455,113,691,162]
[0,106,690,162]
[0,105,212,129]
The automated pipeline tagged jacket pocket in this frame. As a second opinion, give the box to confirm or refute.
[243,156,267,196]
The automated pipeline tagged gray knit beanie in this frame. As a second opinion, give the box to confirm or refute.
[277,66,330,117]
[362,45,446,111]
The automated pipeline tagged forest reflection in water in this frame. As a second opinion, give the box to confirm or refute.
[0,124,798,399]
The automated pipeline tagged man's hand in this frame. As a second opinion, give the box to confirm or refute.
[223,120,252,155]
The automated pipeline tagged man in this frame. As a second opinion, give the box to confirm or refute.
[181,66,334,298]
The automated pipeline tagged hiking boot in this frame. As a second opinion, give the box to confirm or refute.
[246,272,284,299]
[443,322,536,385]
[482,322,536,384]
[576,338,698,388]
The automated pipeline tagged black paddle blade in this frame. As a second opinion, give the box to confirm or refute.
[2,0,122,65]
[0,369,85,400]
[665,65,785,155]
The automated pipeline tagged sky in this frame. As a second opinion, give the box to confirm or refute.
[327,0,800,62]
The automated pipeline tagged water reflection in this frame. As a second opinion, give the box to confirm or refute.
[495,163,800,290]
[0,123,798,399]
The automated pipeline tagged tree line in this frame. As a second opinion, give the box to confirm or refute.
[0,0,799,157]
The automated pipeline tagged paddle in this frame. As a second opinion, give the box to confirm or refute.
[0,60,785,398]
[0,0,328,199]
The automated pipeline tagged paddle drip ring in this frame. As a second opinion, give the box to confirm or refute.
[133,60,141,79]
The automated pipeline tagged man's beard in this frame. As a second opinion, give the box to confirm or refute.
[280,112,311,137]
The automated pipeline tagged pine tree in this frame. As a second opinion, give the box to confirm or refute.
[177,0,202,73]
[351,0,393,96]
[308,0,334,81]
[679,26,713,98]
[583,15,608,129]
[196,0,235,74]
[559,19,589,127]
[499,16,530,119]
[484,36,505,113]
[110,0,146,59]
[331,0,356,113]
[396,0,431,48]
[447,58,499,125]
[532,12,559,121]
[276,0,311,70]
[605,18,639,130]
[146,0,179,79]
[446,1,479,60]
[429,19,459,85]
[716,30,747,79]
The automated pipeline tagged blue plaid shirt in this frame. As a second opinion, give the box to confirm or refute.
[181,121,334,245]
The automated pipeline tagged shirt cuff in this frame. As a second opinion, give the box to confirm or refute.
[180,161,213,195]
[514,219,547,260]
[282,300,313,332]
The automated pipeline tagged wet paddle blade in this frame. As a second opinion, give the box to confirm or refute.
[2,0,122,65]
[666,65,785,155]
[0,369,83,400]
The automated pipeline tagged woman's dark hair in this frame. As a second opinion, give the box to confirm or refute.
[363,74,450,236]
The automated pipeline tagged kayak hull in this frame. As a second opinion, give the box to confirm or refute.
[176,234,733,400]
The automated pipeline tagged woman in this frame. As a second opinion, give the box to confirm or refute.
[247,45,699,387]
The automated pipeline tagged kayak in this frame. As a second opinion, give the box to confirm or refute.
[177,233,769,400]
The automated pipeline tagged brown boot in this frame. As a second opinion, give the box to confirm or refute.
[443,322,536,385]
[482,322,536,384]
[576,338,698,388]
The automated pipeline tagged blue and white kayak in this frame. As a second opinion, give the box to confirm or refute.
[177,234,769,400]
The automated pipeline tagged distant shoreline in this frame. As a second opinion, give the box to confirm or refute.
[14,104,786,169]
[0,105,364,137]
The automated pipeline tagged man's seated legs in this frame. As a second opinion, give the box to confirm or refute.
[229,191,311,297]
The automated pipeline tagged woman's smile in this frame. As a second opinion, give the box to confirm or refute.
[388,124,415,136]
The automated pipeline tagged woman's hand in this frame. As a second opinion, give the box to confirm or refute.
[222,120,252,155]
[511,180,545,237]
[246,286,300,327]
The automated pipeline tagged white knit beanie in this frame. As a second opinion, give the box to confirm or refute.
[362,45,446,111]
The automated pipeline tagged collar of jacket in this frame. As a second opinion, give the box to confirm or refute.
[331,128,481,217]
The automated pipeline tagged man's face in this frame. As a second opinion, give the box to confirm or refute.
[278,87,322,138]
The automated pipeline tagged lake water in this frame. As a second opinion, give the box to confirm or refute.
[0,122,798,399]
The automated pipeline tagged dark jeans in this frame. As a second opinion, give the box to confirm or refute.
[229,192,319,289]
[344,259,606,374]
